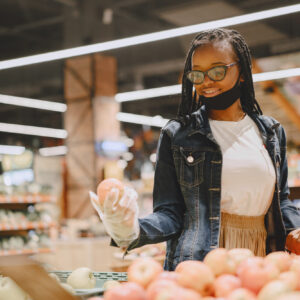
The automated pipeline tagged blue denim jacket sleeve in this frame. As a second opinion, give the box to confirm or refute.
[124,126,186,251]
[278,125,300,233]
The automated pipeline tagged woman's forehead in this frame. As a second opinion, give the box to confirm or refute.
[192,41,236,64]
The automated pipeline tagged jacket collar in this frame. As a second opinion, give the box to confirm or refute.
[188,106,280,142]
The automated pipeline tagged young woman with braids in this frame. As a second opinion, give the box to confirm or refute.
[90,28,300,270]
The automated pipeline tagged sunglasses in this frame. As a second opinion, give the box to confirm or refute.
[186,62,238,84]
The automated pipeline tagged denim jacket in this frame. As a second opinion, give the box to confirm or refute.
[126,107,300,271]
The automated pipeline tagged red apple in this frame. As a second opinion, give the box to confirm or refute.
[276,291,300,300]
[278,271,299,290]
[264,251,291,272]
[289,256,300,290]
[104,282,146,300]
[175,260,215,296]
[178,288,202,300]
[127,257,163,288]
[156,271,179,283]
[213,274,241,298]
[227,288,257,300]
[97,178,124,209]
[257,280,291,300]
[237,257,279,294]
[203,248,235,276]
[146,279,179,300]
[227,248,254,273]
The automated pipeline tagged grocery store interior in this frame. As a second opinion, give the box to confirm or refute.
[0,0,300,298]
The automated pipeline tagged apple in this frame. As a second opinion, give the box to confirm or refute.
[257,280,291,300]
[213,274,241,297]
[104,282,147,300]
[0,276,31,300]
[67,267,96,289]
[278,271,299,290]
[97,178,124,209]
[227,248,254,273]
[203,248,235,276]
[285,229,300,255]
[146,279,179,300]
[237,257,279,294]
[155,272,179,283]
[227,288,257,300]
[175,260,215,296]
[264,251,291,272]
[178,288,202,300]
[289,256,300,290]
[103,280,121,291]
[127,257,163,288]
[276,291,300,300]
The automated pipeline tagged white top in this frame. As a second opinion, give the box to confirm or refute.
[209,114,276,216]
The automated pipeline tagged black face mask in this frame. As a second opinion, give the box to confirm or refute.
[200,78,241,110]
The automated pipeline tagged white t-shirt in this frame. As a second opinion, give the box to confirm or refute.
[209,114,275,216]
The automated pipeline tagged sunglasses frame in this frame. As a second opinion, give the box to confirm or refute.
[186,62,238,84]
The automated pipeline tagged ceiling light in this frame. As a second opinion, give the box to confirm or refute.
[0,145,25,155]
[0,4,299,70]
[117,112,169,127]
[39,145,68,156]
[116,85,181,102]
[116,67,300,102]
[253,68,300,82]
[0,123,68,139]
[0,94,67,112]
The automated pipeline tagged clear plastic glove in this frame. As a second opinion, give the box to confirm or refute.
[89,186,140,247]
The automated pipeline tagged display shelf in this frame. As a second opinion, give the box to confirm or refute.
[0,247,53,256]
[0,194,56,204]
[0,221,56,231]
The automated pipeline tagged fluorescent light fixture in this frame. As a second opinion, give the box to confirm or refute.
[116,67,300,102]
[116,85,181,102]
[117,112,169,127]
[0,123,68,139]
[253,68,300,82]
[0,145,25,155]
[39,145,68,156]
[0,94,67,112]
[0,4,299,70]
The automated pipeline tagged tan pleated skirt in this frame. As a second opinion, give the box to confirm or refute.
[219,212,267,256]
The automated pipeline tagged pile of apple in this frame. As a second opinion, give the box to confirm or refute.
[89,248,300,300]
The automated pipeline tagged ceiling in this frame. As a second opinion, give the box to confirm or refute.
[0,0,299,147]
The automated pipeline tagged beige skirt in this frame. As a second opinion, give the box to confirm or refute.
[219,212,267,257]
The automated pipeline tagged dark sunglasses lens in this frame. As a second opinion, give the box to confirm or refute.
[187,71,204,84]
[208,66,226,81]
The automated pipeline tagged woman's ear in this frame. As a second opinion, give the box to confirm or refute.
[240,74,245,82]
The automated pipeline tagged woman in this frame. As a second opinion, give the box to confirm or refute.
[90,28,300,271]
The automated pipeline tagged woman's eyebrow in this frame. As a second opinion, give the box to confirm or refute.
[192,62,226,68]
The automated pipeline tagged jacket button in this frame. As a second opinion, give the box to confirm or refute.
[187,156,194,163]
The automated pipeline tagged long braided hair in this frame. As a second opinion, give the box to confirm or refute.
[177,28,262,125]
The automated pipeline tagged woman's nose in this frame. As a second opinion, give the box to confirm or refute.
[202,73,214,85]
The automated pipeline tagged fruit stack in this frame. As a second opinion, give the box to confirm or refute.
[88,248,300,300]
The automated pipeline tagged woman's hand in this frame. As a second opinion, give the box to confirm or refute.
[285,228,300,255]
[89,186,140,247]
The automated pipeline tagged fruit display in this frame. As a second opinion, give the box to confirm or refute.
[100,249,300,300]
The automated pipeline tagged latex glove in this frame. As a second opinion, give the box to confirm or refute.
[89,186,140,247]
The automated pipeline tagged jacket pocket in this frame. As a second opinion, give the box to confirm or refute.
[174,147,205,187]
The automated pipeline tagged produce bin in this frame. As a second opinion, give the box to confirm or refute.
[50,271,127,299]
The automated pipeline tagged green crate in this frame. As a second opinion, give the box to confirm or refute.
[49,271,127,299]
